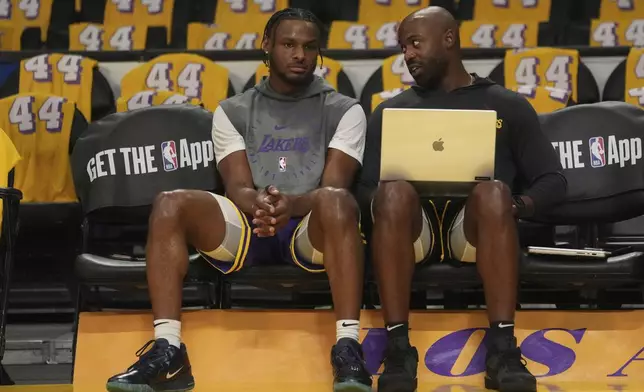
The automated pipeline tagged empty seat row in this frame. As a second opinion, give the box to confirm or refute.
[1,47,643,128]
[4,0,644,51]
[31,19,644,52]
[69,0,644,26]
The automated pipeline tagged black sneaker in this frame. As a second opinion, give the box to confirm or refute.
[331,337,373,392]
[106,339,195,392]
[485,336,537,392]
[378,337,419,392]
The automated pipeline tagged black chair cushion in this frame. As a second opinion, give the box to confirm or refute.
[223,265,331,290]
[521,250,644,287]
[75,253,218,285]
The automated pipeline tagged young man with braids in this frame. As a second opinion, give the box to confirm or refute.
[106,8,372,392]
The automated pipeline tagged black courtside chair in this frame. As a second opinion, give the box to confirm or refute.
[0,187,22,385]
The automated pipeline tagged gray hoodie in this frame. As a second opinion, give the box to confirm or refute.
[219,76,358,195]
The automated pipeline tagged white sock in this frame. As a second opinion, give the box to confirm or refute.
[153,319,181,348]
[336,319,360,342]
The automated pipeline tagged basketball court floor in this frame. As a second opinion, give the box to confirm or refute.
[3,309,644,391]
[2,383,644,391]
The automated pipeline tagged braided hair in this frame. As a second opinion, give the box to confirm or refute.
[261,8,325,68]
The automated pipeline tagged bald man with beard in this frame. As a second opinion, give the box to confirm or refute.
[358,7,567,392]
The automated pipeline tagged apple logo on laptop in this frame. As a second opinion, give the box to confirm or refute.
[432,138,444,152]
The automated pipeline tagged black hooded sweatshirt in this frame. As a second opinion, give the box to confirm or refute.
[357,74,567,217]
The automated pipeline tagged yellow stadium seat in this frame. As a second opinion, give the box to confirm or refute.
[602,47,644,107]
[17,53,98,121]
[214,0,288,27]
[136,0,174,44]
[0,0,54,43]
[360,54,416,115]
[328,20,400,50]
[371,86,410,112]
[120,53,231,111]
[589,19,644,47]
[599,0,644,19]
[357,0,424,23]
[473,0,551,22]
[0,24,19,50]
[360,55,415,115]
[116,90,202,112]
[0,93,85,202]
[625,47,644,109]
[503,47,580,103]
[508,84,571,113]
[460,20,539,48]
[104,0,137,25]
[187,22,263,50]
[0,53,116,121]
[104,0,173,45]
[69,23,148,51]
[191,0,289,50]
[381,54,415,90]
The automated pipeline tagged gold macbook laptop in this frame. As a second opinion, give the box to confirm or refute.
[380,108,497,196]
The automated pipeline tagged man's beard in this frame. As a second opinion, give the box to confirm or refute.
[415,57,449,89]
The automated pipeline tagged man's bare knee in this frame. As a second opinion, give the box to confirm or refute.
[150,190,191,227]
[149,190,224,252]
[312,187,359,227]
[373,180,420,221]
[470,180,513,219]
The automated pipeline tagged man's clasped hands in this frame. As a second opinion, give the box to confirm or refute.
[252,185,293,237]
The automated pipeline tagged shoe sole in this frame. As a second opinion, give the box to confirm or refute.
[106,381,195,392]
[378,377,418,392]
[333,381,373,392]
[484,377,537,392]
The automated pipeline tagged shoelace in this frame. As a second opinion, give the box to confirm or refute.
[336,344,364,371]
[130,340,166,372]
[383,348,411,374]
[501,347,529,372]
[135,340,157,358]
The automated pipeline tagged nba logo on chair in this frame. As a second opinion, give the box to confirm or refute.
[161,141,178,172]
[589,136,606,168]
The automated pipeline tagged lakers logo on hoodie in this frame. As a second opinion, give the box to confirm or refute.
[218,76,358,195]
